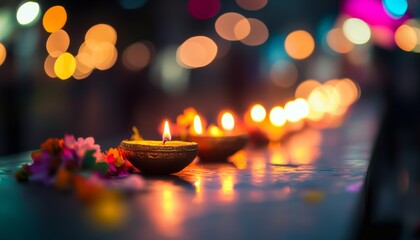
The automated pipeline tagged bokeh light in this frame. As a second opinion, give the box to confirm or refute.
[91,42,118,70]
[342,0,407,39]
[221,112,235,131]
[236,0,267,11]
[188,0,220,20]
[74,23,119,73]
[42,5,67,33]
[308,85,341,114]
[250,104,266,122]
[73,55,93,80]
[73,67,93,80]
[215,12,250,41]
[0,8,14,41]
[177,36,218,68]
[343,18,371,44]
[383,0,408,19]
[54,52,76,80]
[78,43,95,69]
[294,98,310,119]
[327,28,354,53]
[234,18,252,42]
[269,106,286,127]
[16,1,40,26]
[46,29,70,58]
[240,18,269,46]
[122,41,153,71]
[119,0,148,9]
[0,43,6,66]
[153,46,190,95]
[284,99,309,122]
[295,79,321,99]
[85,24,117,48]
[193,115,203,135]
[44,55,57,78]
[284,30,315,60]
[284,101,300,123]
[334,78,360,107]
[269,60,298,88]
[404,19,420,53]
[394,24,417,51]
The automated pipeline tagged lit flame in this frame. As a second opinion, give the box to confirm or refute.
[269,106,286,127]
[221,112,235,131]
[250,104,266,123]
[193,115,203,135]
[163,121,171,142]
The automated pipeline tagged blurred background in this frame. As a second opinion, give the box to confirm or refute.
[0,0,418,155]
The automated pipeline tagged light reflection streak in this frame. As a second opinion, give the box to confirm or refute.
[143,183,184,238]
[216,167,237,203]
[251,157,266,186]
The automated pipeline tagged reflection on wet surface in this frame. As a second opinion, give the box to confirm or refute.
[0,104,377,239]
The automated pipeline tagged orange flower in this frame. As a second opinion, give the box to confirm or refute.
[40,138,64,156]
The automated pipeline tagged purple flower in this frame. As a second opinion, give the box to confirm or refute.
[27,151,56,185]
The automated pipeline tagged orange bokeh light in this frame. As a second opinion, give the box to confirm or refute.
[215,12,250,41]
[43,5,67,33]
[335,78,360,107]
[177,36,218,68]
[122,42,152,71]
[236,0,267,11]
[240,18,269,46]
[394,24,417,52]
[91,42,118,70]
[46,29,70,58]
[0,43,6,66]
[284,30,315,60]
[295,79,321,99]
[44,55,57,78]
[85,24,117,48]
[327,28,354,54]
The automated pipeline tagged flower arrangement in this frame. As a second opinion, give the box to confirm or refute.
[15,134,135,189]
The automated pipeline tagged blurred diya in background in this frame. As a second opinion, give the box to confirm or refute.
[119,121,198,175]
[182,111,248,162]
[244,78,361,144]
[243,104,270,147]
[244,102,306,144]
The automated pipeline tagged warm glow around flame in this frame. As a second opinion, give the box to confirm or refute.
[221,112,235,131]
[250,104,266,122]
[193,115,203,135]
[208,125,223,136]
[163,121,171,141]
[269,106,286,127]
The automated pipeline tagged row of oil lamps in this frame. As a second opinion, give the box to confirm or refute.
[119,78,360,175]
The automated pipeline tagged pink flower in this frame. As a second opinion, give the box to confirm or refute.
[64,134,102,163]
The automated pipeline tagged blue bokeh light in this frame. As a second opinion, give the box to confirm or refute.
[383,0,408,18]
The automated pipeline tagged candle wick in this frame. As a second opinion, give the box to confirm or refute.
[162,138,169,145]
